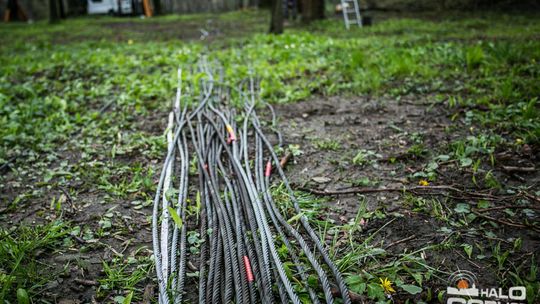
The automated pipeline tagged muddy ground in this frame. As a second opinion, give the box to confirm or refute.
[273,95,540,299]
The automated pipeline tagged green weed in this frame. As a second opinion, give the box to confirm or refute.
[352,149,381,166]
[0,221,69,302]
[313,139,341,151]
[465,44,485,72]
[97,248,154,301]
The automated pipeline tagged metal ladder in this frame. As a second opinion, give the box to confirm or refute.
[341,0,362,29]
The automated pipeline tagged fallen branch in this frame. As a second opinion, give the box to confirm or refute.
[471,209,540,232]
[384,234,417,250]
[142,284,155,304]
[280,151,293,169]
[70,235,87,244]
[298,185,533,203]
[74,278,98,286]
[331,286,364,304]
[523,192,540,204]
[301,185,467,195]
[474,205,540,212]
[502,166,536,173]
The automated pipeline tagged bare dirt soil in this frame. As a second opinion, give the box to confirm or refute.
[273,95,540,299]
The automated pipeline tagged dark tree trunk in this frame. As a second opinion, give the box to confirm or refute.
[49,0,59,23]
[58,0,66,18]
[269,0,283,34]
[153,0,161,15]
[7,0,19,21]
[300,0,324,23]
[315,0,324,19]
[300,0,311,22]
[259,0,271,7]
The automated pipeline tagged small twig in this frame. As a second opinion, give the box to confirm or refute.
[510,173,526,182]
[302,185,463,195]
[441,231,457,245]
[330,286,363,304]
[99,241,124,258]
[384,234,417,249]
[0,156,16,172]
[57,186,74,210]
[502,166,536,173]
[122,217,134,233]
[299,185,522,202]
[280,151,293,169]
[58,187,73,204]
[455,250,482,269]
[120,239,131,254]
[142,284,155,304]
[471,209,539,231]
[523,192,540,204]
[71,235,87,244]
[302,186,400,195]
[475,205,540,212]
[74,278,98,286]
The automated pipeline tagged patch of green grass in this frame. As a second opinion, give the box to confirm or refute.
[97,248,154,301]
[270,185,442,302]
[350,176,379,187]
[406,132,428,158]
[404,195,450,222]
[0,220,69,303]
[450,134,500,168]
[2,11,540,164]
[313,138,341,151]
[465,44,485,72]
[352,149,381,166]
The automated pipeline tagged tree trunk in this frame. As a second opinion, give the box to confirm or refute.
[300,0,311,22]
[49,0,59,23]
[7,0,18,21]
[269,0,283,34]
[153,0,161,15]
[315,0,324,19]
[58,0,66,18]
[259,0,271,7]
[300,0,324,23]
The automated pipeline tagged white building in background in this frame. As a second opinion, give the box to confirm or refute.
[87,0,133,14]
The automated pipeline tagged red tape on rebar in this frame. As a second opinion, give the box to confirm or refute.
[265,161,272,177]
[243,255,254,282]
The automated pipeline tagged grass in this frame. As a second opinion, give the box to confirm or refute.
[272,186,450,303]
[0,8,539,303]
[97,248,154,301]
[0,220,69,302]
[313,138,341,151]
[1,11,539,163]
[271,182,539,303]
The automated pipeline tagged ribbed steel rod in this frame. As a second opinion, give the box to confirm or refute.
[152,60,352,304]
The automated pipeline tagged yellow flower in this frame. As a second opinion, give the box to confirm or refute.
[379,277,396,294]
[515,138,523,145]
[128,39,134,45]
[418,179,429,186]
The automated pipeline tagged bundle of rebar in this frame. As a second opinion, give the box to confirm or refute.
[152,59,351,304]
